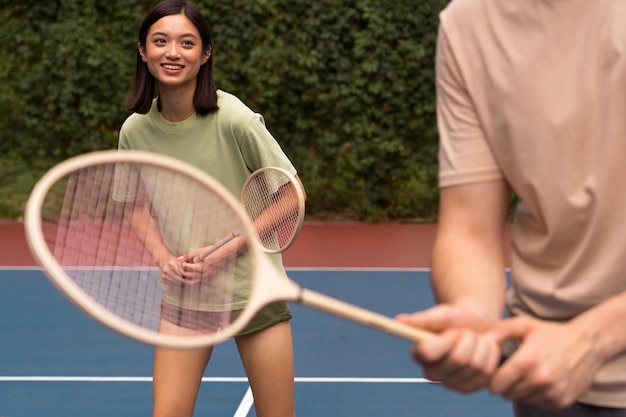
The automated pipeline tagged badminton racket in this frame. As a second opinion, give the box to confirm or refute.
[190,166,304,263]
[24,150,434,349]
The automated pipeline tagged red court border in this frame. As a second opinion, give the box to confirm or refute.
[0,221,439,268]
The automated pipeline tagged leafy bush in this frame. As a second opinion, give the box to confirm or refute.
[0,0,447,221]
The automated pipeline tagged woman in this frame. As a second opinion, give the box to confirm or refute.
[118,1,301,416]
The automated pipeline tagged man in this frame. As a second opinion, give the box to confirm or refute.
[398,1,626,415]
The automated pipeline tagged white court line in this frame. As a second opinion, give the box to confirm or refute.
[286,267,432,272]
[0,376,436,417]
[0,266,435,272]
[233,387,254,417]
[0,376,434,383]
[2,266,514,272]
[0,266,43,271]
[0,265,430,272]
[228,378,440,417]
[297,377,435,383]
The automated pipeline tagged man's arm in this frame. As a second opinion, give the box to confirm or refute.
[432,180,510,322]
[488,285,626,408]
[397,179,510,392]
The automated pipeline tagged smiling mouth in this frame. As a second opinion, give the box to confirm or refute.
[162,64,184,70]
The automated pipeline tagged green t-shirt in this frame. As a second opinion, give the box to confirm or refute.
[118,90,296,312]
[119,90,297,195]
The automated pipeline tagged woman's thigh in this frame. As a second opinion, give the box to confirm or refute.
[236,321,295,417]
[152,319,214,417]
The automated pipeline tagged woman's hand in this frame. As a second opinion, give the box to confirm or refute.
[178,235,246,284]
[153,249,186,285]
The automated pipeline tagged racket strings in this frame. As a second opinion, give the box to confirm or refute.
[243,169,303,253]
[47,164,159,330]
[40,160,249,339]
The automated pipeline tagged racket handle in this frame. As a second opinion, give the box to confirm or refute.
[498,338,519,366]
[298,287,514,365]
[191,232,240,264]
[298,288,436,342]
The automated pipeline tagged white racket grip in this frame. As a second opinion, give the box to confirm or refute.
[297,288,435,343]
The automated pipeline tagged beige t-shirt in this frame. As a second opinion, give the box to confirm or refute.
[437,0,626,407]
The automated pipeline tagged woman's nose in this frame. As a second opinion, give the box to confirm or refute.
[165,45,180,59]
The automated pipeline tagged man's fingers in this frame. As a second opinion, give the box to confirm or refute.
[488,316,535,344]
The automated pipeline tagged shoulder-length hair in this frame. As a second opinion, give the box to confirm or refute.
[126,0,218,115]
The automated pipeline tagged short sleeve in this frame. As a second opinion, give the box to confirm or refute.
[238,114,297,176]
[436,20,503,188]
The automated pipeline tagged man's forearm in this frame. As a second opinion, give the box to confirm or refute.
[573,289,626,363]
[431,228,508,324]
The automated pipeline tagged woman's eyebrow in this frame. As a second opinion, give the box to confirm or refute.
[150,31,199,39]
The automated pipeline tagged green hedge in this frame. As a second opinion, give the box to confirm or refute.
[0,0,447,221]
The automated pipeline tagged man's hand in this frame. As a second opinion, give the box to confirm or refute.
[397,304,501,393]
[488,316,605,409]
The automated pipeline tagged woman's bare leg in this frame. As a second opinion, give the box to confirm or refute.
[236,321,296,417]
[152,318,214,417]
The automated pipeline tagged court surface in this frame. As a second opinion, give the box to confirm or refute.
[0,266,513,417]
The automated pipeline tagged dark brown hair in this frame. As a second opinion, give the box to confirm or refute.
[126,0,218,115]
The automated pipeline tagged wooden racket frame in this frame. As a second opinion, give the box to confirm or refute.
[24,150,258,348]
[25,150,434,349]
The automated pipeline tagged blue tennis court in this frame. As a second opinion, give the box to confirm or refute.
[0,267,512,416]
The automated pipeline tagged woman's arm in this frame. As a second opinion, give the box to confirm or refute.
[125,200,183,284]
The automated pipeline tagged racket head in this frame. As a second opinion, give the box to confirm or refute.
[241,167,305,253]
[23,150,272,349]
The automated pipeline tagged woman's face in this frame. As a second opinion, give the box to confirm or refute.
[139,13,210,91]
